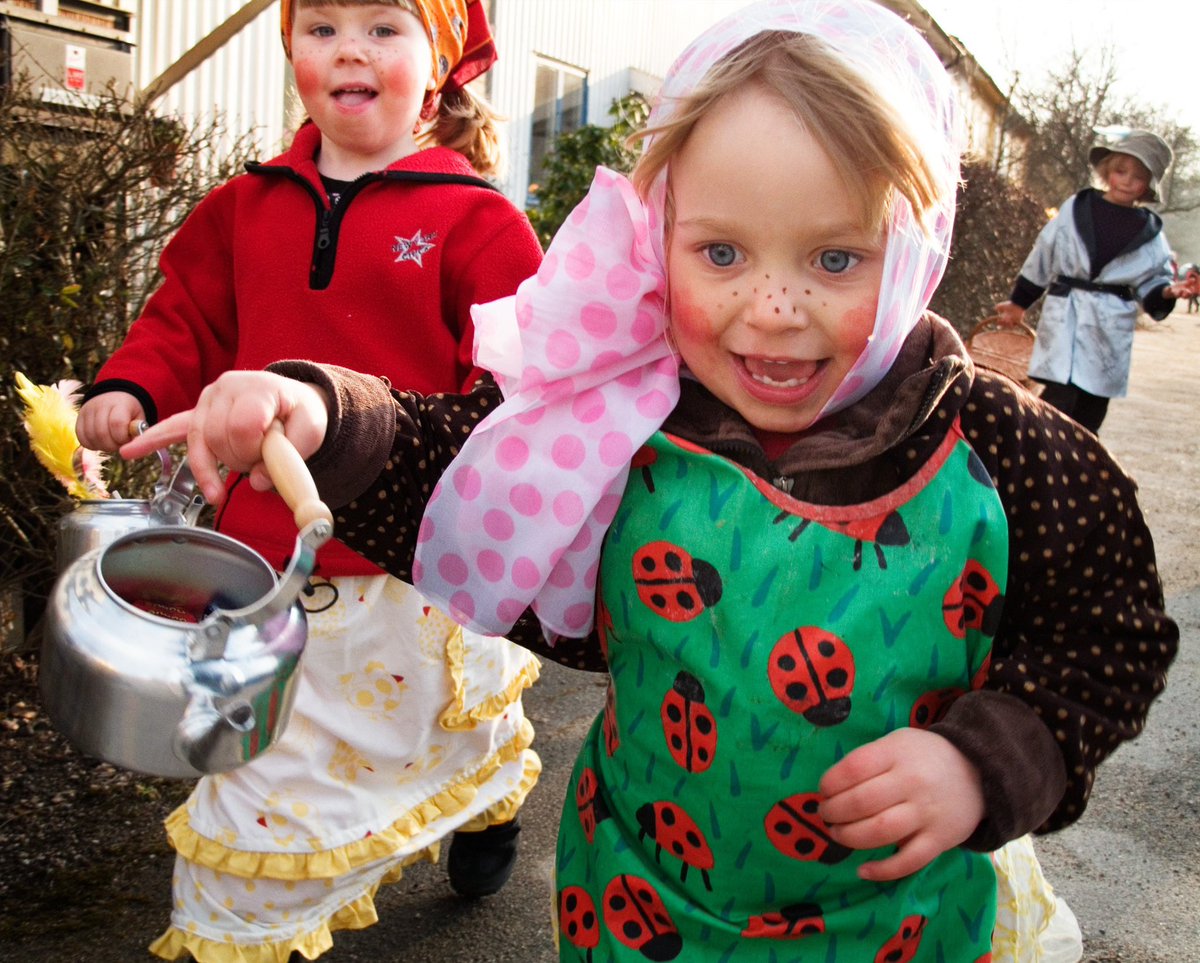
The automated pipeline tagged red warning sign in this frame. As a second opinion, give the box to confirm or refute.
[65,44,86,92]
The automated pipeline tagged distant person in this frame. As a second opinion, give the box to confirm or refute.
[995,129,1200,432]
[1182,262,1200,313]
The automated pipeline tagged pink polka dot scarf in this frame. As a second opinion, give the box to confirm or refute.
[415,0,963,639]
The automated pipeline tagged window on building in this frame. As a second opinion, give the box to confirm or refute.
[527,57,587,206]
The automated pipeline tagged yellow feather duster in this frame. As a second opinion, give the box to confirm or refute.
[14,372,109,499]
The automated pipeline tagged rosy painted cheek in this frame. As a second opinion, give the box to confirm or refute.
[291,59,323,99]
[378,52,429,91]
[667,296,712,345]
[839,298,878,350]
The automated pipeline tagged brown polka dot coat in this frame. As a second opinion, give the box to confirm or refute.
[273,313,1178,854]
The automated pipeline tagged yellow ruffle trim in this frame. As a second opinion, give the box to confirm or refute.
[440,628,541,731]
[163,718,540,880]
[149,864,392,962]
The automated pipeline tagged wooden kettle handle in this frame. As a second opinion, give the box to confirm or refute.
[261,421,334,531]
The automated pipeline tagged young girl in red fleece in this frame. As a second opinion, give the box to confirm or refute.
[77,2,542,959]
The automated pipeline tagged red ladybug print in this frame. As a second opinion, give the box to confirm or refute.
[631,445,658,492]
[576,767,610,844]
[777,511,909,570]
[633,541,723,622]
[942,560,1004,638]
[741,902,826,940]
[661,671,717,773]
[874,914,927,963]
[559,886,600,962]
[768,628,855,727]
[603,683,620,757]
[636,801,714,890]
[909,686,964,729]
[764,791,852,864]
[830,511,910,570]
[602,874,683,961]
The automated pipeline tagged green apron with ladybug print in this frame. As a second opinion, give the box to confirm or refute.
[555,421,1008,963]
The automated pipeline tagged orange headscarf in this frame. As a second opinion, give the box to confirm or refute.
[279,0,497,97]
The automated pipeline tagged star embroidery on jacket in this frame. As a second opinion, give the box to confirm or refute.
[393,229,438,267]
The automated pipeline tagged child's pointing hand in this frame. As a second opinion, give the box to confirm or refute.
[818,726,985,882]
[119,371,330,507]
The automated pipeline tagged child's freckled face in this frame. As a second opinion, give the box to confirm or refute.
[665,83,884,433]
[290,4,433,174]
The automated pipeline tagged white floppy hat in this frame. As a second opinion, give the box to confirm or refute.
[1088,128,1173,203]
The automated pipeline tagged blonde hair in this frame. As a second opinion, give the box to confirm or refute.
[416,86,504,177]
[292,0,501,176]
[631,32,944,236]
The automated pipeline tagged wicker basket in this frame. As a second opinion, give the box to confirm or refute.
[967,316,1038,388]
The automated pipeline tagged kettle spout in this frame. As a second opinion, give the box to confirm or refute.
[173,688,257,775]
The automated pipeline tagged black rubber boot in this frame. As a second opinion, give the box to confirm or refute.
[447,818,521,898]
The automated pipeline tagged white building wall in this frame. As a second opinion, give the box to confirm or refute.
[132,0,289,164]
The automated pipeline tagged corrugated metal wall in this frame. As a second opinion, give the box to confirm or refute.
[132,0,290,163]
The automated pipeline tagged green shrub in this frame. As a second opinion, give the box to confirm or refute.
[0,72,254,622]
[930,159,1048,337]
[526,93,650,248]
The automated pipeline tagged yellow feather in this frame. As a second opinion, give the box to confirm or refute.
[14,372,108,499]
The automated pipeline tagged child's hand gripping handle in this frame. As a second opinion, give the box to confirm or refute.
[261,421,334,532]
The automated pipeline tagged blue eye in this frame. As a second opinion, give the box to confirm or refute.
[371,25,398,38]
[818,250,858,273]
[312,25,335,38]
[704,243,739,267]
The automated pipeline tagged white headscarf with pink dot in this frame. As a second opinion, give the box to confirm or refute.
[415,0,963,639]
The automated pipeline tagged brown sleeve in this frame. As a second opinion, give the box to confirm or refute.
[960,372,1179,835]
[930,691,1065,850]
[268,361,399,509]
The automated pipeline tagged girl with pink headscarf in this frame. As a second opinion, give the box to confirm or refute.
[129,1,1175,959]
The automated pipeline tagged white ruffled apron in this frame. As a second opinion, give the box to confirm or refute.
[149,573,541,962]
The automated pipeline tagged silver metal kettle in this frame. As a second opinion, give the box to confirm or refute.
[56,434,206,573]
[40,426,333,778]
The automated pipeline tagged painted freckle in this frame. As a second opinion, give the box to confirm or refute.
[805,289,812,295]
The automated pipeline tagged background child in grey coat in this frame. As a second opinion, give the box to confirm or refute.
[995,129,1199,432]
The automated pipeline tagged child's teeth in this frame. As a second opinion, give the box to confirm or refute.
[747,359,813,387]
[752,371,808,388]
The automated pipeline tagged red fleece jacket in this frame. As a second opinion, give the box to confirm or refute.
[88,122,543,574]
